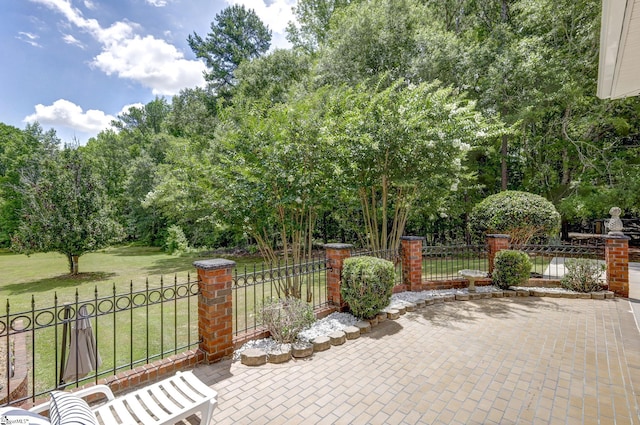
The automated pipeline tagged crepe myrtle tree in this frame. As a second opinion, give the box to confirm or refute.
[323,77,502,251]
[212,90,330,299]
[11,147,123,275]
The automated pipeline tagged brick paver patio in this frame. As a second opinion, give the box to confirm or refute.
[192,297,640,424]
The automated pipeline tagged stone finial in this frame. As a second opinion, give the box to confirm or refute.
[606,207,624,235]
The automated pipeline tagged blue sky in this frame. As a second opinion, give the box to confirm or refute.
[0,0,294,144]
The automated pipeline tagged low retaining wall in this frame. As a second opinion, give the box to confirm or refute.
[0,324,28,406]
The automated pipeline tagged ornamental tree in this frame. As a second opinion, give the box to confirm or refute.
[323,77,500,251]
[212,90,331,299]
[11,147,123,275]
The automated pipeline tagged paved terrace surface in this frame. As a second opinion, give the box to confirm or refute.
[191,295,640,425]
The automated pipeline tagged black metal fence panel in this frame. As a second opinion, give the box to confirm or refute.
[422,245,488,281]
[1,276,199,405]
[232,255,328,336]
[510,244,605,279]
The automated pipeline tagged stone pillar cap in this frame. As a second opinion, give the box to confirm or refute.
[401,236,425,241]
[604,234,631,240]
[193,258,236,270]
[324,243,353,249]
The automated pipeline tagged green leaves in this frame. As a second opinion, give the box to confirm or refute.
[11,148,123,274]
[188,5,272,94]
[324,78,498,250]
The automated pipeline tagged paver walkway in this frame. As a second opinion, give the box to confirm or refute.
[192,297,640,425]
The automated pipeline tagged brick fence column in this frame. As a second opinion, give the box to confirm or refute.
[401,236,425,291]
[194,259,235,363]
[324,244,352,310]
[605,235,630,297]
[487,234,510,275]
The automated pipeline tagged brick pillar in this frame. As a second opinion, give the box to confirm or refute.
[605,235,630,297]
[487,234,510,275]
[325,243,352,310]
[194,259,235,363]
[401,236,424,291]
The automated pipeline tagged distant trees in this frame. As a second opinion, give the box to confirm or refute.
[188,5,272,95]
[0,123,59,247]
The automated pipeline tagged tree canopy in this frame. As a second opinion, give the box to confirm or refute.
[3,0,640,267]
[188,5,272,95]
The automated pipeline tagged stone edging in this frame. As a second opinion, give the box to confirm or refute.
[240,289,616,366]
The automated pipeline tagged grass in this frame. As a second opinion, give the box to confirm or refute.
[0,246,261,311]
[0,245,264,398]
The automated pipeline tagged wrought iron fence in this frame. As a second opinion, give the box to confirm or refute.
[511,244,605,279]
[422,245,488,281]
[351,249,403,285]
[1,276,199,405]
[232,255,328,336]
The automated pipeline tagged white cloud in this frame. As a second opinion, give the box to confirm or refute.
[23,99,115,133]
[30,0,206,94]
[118,103,145,115]
[225,0,296,34]
[17,31,42,47]
[92,34,206,95]
[62,33,84,48]
[83,0,95,9]
[146,0,168,6]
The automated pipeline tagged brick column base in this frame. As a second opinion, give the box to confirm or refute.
[487,234,510,275]
[325,244,352,310]
[194,259,235,363]
[605,235,630,297]
[401,236,425,291]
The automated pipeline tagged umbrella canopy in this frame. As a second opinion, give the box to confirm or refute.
[62,305,102,382]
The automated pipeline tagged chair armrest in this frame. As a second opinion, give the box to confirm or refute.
[29,385,116,415]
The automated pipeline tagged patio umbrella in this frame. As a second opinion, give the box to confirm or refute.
[62,305,102,382]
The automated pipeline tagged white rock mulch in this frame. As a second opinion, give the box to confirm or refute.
[233,312,359,360]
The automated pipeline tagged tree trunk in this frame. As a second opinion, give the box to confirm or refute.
[71,255,79,275]
[501,134,508,190]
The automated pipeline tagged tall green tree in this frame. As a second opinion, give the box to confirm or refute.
[286,0,355,52]
[188,5,272,95]
[11,147,122,274]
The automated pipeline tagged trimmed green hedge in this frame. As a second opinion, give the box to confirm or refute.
[469,191,561,244]
[492,250,532,289]
[341,256,395,319]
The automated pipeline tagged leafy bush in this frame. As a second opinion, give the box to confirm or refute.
[469,191,561,244]
[492,250,532,289]
[259,297,316,344]
[164,225,190,255]
[561,259,605,293]
[341,256,395,319]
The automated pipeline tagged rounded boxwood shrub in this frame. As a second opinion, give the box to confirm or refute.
[492,250,532,289]
[341,256,395,319]
[469,191,561,244]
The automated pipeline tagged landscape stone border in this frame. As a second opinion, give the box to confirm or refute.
[239,289,616,366]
